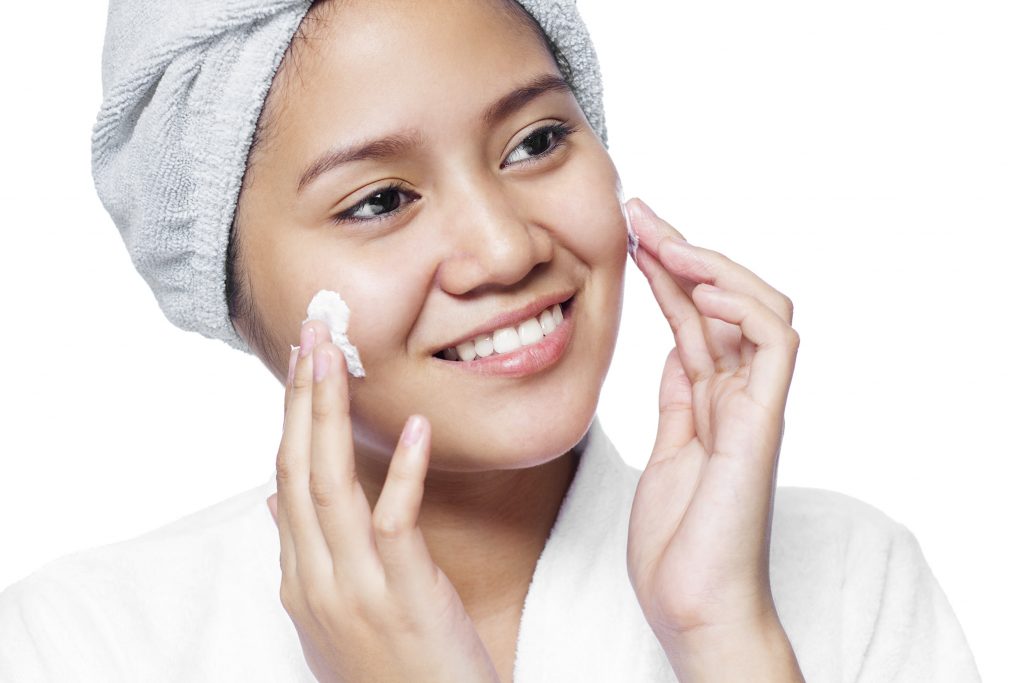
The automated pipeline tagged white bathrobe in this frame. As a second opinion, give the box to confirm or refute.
[0,418,980,681]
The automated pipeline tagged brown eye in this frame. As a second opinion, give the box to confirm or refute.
[333,183,420,225]
[522,130,555,156]
[502,122,579,168]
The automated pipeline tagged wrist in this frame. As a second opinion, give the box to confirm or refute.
[656,612,804,683]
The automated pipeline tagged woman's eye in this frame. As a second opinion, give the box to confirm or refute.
[332,183,418,224]
[502,122,578,168]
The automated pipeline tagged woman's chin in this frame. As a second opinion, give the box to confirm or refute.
[424,401,597,472]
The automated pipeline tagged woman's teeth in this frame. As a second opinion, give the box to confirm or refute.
[441,302,566,362]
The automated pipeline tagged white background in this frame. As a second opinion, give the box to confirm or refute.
[1,1,1020,680]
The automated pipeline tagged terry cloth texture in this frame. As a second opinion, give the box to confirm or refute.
[0,417,981,681]
[90,0,608,355]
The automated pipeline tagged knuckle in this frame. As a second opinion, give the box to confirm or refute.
[663,309,686,337]
[373,511,408,540]
[786,326,801,349]
[310,392,334,422]
[275,449,295,485]
[279,584,304,616]
[290,363,314,394]
[658,399,690,416]
[778,294,795,322]
[689,252,719,281]
[308,474,337,509]
[305,587,333,624]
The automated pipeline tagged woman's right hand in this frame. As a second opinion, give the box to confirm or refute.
[268,320,500,683]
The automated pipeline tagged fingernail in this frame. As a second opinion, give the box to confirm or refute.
[627,199,659,246]
[313,347,332,382]
[286,346,299,385]
[622,201,639,263]
[401,415,425,447]
[635,197,656,218]
[299,325,315,358]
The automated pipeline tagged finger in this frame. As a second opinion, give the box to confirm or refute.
[272,491,297,578]
[626,200,743,365]
[640,350,707,563]
[373,415,440,601]
[690,284,800,411]
[636,244,717,384]
[282,346,299,430]
[277,321,333,581]
[276,347,299,575]
[650,348,699,467]
[308,337,376,576]
[626,198,794,325]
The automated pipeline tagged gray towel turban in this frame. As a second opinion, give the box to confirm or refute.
[92,0,608,355]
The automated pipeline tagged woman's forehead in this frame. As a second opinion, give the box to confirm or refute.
[278,0,559,122]
[265,0,566,173]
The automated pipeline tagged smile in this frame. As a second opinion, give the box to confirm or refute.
[431,294,576,377]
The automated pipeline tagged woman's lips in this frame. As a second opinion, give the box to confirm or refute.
[431,296,575,378]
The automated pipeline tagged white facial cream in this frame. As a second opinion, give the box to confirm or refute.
[301,289,366,378]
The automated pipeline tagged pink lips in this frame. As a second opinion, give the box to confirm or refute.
[433,290,575,356]
[433,297,575,378]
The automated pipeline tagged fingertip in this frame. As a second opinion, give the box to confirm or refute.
[624,197,645,224]
[400,414,427,448]
[266,493,278,523]
[286,346,299,386]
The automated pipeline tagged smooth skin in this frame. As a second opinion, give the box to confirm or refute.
[236,2,621,677]
[240,0,804,680]
[267,198,805,683]
[626,199,805,682]
[270,332,500,682]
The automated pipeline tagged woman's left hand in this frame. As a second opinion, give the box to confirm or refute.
[623,198,803,676]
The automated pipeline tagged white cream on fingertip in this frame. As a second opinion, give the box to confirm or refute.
[302,289,366,378]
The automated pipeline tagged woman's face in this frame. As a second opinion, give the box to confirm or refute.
[236,0,627,470]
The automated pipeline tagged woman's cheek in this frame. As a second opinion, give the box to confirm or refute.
[338,265,418,366]
[557,165,628,266]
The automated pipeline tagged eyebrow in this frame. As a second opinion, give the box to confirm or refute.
[296,72,573,193]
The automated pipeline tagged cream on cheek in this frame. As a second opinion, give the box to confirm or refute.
[302,289,366,377]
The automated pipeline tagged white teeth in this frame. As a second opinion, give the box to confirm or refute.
[539,308,555,334]
[492,326,522,354]
[440,300,569,362]
[456,340,477,362]
[518,317,544,346]
[474,334,494,358]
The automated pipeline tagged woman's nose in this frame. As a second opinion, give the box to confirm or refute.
[435,187,554,296]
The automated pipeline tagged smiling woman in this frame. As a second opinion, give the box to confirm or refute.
[0,0,988,681]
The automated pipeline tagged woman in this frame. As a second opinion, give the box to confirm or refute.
[0,0,980,681]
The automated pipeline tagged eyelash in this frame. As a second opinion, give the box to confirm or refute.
[330,121,580,226]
